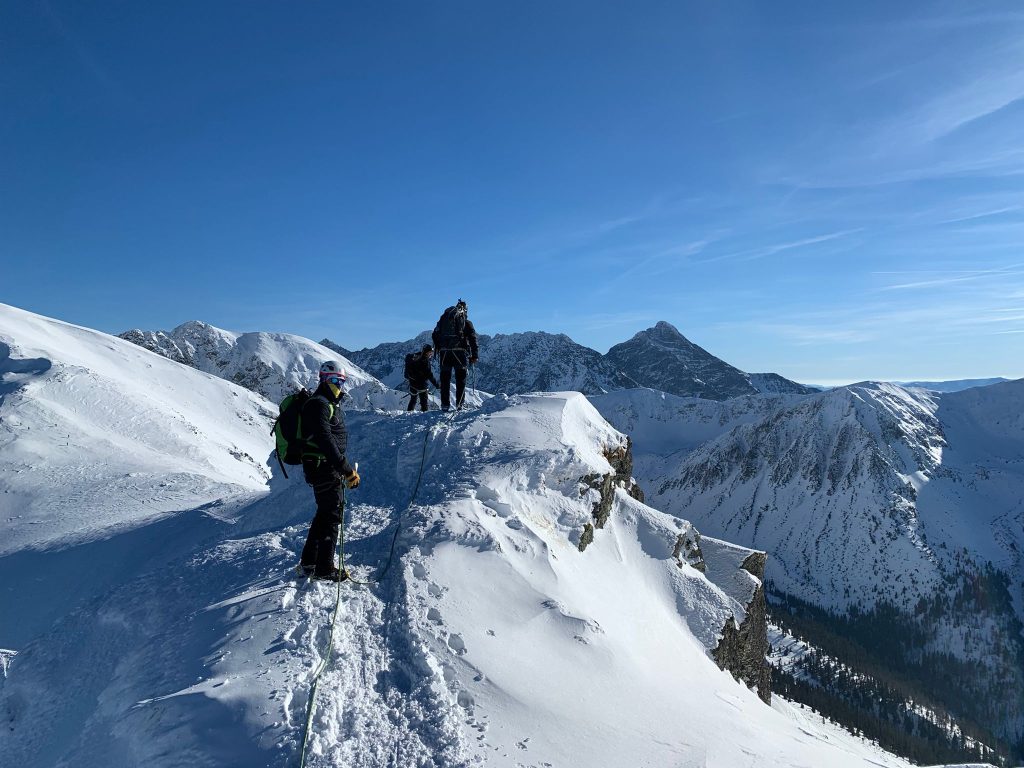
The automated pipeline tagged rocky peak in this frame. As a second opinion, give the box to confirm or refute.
[605,322,758,400]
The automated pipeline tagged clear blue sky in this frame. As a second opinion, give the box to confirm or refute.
[3,1,1023,384]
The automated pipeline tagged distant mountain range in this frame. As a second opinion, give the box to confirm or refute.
[896,377,1010,392]
[341,320,811,400]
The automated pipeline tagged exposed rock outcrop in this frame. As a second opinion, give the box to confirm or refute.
[578,438,644,551]
[672,529,706,573]
[710,551,770,703]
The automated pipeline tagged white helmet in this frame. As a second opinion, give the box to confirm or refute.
[319,360,347,387]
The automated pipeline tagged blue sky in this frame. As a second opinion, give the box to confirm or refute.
[2,1,1023,384]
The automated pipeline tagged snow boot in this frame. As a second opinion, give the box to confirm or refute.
[311,566,349,582]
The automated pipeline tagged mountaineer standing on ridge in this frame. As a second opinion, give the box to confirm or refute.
[404,343,440,412]
[432,299,479,411]
[299,360,361,581]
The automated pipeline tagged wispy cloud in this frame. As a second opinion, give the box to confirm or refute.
[937,206,1021,225]
[700,228,862,264]
[876,264,1024,291]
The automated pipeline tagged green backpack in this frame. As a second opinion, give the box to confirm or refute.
[271,389,313,477]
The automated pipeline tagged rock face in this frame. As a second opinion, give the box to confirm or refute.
[319,338,350,357]
[578,439,645,551]
[119,328,193,366]
[747,372,815,396]
[711,551,770,703]
[673,529,706,573]
[606,322,759,400]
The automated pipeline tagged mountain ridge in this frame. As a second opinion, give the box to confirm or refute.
[0,302,924,768]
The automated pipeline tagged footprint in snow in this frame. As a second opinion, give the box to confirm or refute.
[447,633,466,654]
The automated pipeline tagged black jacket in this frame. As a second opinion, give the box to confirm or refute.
[432,318,479,358]
[405,352,439,387]
[301,383,353,475]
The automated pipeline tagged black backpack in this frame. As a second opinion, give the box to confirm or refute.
[434,305,467,347]
[404,352,417,380]
[270,388,312,477]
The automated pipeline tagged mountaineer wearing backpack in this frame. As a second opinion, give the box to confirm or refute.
[298,360,360,581]
[431,299,479,411]
[404,344,440,412]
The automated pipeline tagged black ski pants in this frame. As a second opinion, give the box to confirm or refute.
[300,461,344,573]
[439,349,468,410]
[407,381,430,412]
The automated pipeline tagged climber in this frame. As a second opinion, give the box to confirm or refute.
[404,343,440,412]
[431,299,479,411]
[298,360,361,581]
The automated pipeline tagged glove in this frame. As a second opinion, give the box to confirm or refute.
[469,356,479,365]
[343,467,360,489]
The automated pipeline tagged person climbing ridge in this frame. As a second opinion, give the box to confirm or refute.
[298,360,360,581]
[404,343,440,412]
[432,299,479,411]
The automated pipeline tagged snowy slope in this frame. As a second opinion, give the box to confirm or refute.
[0,305,924,768]
[0,304,274,558]
[599,380,1024,748]
[120,321,404,409]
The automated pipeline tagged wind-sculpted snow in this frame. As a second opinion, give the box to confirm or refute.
[0,304,275,556]
[0,305,921,767]
[120,320,406,410]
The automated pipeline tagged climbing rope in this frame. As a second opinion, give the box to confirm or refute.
[298,488,348,768]
[296,412,444,767]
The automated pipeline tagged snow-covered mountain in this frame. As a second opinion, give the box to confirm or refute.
[606,321,813,399]
[747,371,817,395]
[0,303,926,768]
[345,330,638,396]
[341,329,435,388]
[597,380,1024,755]
[896,377,1010,393]
[119,321,404,409]
[346,323,810,401]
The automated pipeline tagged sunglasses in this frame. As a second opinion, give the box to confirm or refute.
[320,372,347,386]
